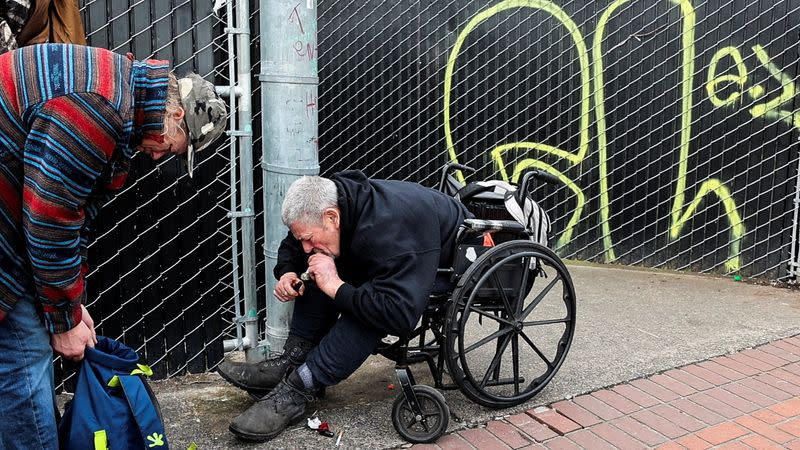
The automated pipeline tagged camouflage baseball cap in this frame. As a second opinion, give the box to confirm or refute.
[177,73,227,177]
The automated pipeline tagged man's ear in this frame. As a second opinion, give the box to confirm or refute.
[173,106,185,121]
[323,208,340,228]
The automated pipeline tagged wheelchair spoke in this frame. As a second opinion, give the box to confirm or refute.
[469,305,515,327]
[520,331,554,368]
[522,317,570,327]
[479,332,512,388]
[518,274,561,321]
[512,333,520,395]
[490,268,514,315]
[516,255,532,314]
[463,326,512,354]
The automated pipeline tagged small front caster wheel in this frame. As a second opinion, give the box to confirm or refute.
[391,385,450,443]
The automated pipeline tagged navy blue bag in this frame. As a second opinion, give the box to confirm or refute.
[58,336,169,450]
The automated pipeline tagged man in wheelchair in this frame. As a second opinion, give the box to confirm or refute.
[219,170,471,442]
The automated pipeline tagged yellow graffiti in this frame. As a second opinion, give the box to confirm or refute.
[446,0,748,271]
[749,45,800,128]
[443,0,591,251]
[668,0,743,271]
[706,46,747,107]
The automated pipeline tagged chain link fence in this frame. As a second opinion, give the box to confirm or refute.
[67,0,799,382]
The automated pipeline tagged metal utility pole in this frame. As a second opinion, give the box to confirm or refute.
[258,0,319,358]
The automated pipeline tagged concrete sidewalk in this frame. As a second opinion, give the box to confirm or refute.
[154,263,800,449]
[411,335,800,449]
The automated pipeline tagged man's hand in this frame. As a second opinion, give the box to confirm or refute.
[51,321,95,361]
[81,304,98,345]
[307,254,345,298]
[274,272,305,302]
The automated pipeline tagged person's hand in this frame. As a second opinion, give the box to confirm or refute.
[274,272,304,302]
[307,254,344,298]
[80,304,98,345]
[51,321,95,361]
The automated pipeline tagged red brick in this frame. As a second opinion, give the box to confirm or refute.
[410,444,438,450]
[551,400,602,427]
[487,420,532,449]
[458,427,510,450]
[705,387,759,413]
[655,442,685,450]
[669,397,726,426]
[572,394,623,421]
[675,433,713,450]
[590,422,647,449]
[788,438,800,450]
[778,418,800,437]
[728,351,772,372]
[739,376,793,401]
[757,373,800,396]
[734,415,795,443]
[507,413,558,442]
[630,409,689,439]
[612,383,660,408]
[752,409,787,424]
[712,356,761,377]
[687,392,744,419]
[528,408,580,435]
[698,360,746,381]
[630,378,681,402]
[695,422,749,445]
[771,340,800,358]
[591,389,640,414]
[519,444,547,449]
[650,373,695,396]
[565,429,616,450]
[760,343,800,363]
[770,368,800,388]
[665,368,714,391]
[542,436,581,450]
[436,433,475,450]
[610,416,668,446]
[714,441,752,450]
[769,397,800,417]
[650,403,707,432]
[721,382,777,407]
[683,363,731,386]
[747,348,791,368]
[741,435,788,450]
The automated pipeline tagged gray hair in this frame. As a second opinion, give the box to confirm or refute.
[281,176,338,226]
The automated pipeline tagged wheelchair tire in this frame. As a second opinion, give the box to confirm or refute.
[445,240,576,409]
[391,385,450,444]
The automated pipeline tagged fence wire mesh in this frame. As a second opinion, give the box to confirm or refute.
[65,0,799,382]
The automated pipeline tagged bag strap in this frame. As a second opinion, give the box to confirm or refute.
[119,375,170,449]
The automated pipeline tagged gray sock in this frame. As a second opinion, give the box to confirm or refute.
[296,363,316,390]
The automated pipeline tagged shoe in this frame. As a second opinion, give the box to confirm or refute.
[217,335,313,396]
[228,369,316,442]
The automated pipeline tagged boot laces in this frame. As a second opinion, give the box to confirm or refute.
[260,380,314,410]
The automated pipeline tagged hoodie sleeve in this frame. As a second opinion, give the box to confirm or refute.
[273,230,307,279]
[333,249,440,336]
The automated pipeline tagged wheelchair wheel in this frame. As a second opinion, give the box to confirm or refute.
[445,240,576,409]
[391,385,449,443]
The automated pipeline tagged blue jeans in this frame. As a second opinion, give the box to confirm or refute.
[0,297,57,450]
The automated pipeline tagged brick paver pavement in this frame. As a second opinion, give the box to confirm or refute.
[409,335,800,449]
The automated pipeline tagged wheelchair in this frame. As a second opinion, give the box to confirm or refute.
[376,164,577,443]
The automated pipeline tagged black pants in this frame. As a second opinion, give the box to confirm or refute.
[290,284,385,387]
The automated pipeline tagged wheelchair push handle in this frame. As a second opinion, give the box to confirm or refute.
[437,163,476,193]
[516,170,560,204]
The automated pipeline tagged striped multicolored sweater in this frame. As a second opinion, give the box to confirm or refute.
[0,44,169,333]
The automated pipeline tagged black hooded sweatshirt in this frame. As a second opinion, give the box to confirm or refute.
[274,170,470,337]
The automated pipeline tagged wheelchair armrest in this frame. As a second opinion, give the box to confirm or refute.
[462,218,525,233]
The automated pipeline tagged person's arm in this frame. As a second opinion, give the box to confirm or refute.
[22,93,122,336]
[273,230,307,279]
[333,250,440,337]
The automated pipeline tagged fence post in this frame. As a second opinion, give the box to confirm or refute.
[259,0,319,358]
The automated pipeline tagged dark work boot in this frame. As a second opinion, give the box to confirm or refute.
[228,369,316,442]
[217,335,314,396]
